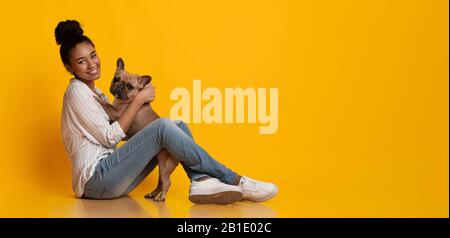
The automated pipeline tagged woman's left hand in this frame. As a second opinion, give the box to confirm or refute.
[136,83,156,103]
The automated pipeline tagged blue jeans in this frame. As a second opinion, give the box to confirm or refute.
[83,118,239,199]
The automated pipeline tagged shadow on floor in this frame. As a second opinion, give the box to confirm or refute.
[70,196,152,218]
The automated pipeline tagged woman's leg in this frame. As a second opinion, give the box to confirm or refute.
[173,120,211,181]
[120,120,209,196]
[83,118,239,199]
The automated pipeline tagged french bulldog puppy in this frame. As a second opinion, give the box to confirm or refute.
[95,58,178,202]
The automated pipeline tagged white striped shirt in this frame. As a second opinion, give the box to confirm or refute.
[61,78,126,198]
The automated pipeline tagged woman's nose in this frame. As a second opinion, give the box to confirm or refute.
[87,59,97,69]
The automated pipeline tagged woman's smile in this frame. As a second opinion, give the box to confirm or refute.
[87,67,100,76]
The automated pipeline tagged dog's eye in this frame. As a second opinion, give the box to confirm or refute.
[125,84,133,90]
[113,77,120,83]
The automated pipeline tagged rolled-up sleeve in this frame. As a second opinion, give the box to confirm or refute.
[65,84,125,148]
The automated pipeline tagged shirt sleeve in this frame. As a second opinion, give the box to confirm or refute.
[65,84,126,148]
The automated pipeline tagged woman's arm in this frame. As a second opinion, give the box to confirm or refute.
[66,84,126,148]
[117,96,144,133]
[117,84,156,133]
[65,83,155,148]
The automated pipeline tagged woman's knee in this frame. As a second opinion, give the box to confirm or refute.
[153,118,174,128]
[141,118,173,135]
[148,118,191,140]
[174,120,193,138]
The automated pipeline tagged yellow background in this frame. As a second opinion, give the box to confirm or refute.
[0,0,447,217]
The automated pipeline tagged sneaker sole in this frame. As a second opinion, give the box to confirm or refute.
[189,191,243,205]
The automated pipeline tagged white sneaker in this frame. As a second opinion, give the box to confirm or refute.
[189,178,243,205]
[239,176,278,202]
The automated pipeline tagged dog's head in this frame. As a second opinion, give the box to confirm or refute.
[110,58,152,100]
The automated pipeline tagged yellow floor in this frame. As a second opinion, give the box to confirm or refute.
[47,196,278,218]
[0,169,279,218]
[0,164,448,218]
[3,187,279,218]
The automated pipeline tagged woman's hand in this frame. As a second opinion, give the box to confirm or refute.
[136,83,156,103]
[118,83,156,133]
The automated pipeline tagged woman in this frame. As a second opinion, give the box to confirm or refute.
[57,20,278,204]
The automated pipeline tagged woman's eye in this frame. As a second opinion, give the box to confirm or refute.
[91,54,97,59]
[77,60,85,64]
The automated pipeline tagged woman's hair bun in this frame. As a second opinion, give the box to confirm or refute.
[55,20,84,46]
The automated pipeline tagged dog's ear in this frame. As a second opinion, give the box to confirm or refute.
[139,75,152,86]
[116,58,125,71]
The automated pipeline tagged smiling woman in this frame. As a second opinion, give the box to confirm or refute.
[55,20,101,92]
[56,20,278,203]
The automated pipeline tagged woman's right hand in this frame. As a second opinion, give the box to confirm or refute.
[136,83,156,103]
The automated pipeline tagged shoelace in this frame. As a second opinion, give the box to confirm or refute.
[240,178,260,191]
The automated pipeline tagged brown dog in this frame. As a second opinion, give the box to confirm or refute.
[96,58,178,201]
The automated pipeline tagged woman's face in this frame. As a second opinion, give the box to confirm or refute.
[66,41,101,81]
